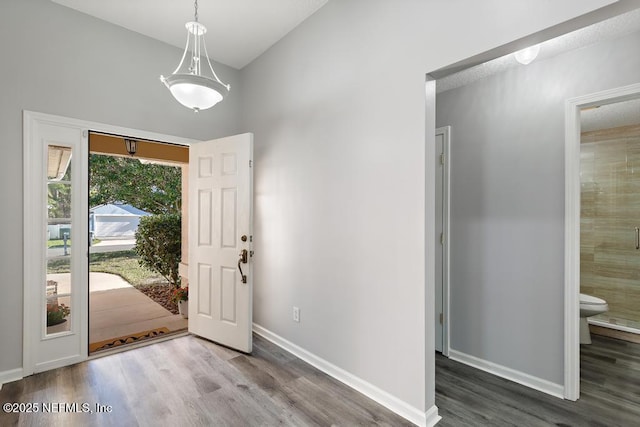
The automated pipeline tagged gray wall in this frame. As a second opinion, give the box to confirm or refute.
[0,0,620,417]
[437,30,640,384]
[0,0,240,374]
[239,0,617,411]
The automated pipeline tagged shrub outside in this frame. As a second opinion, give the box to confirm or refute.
[134,213,182,288]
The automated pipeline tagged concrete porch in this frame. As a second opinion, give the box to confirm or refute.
[46,272,187,351]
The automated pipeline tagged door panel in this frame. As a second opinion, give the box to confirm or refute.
[189,133,253,353]
[435,132,444,353]
[435,126,450,355]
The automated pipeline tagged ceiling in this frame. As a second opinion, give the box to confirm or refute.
[437,8,640,93]
[52,0,329,69]
[435,7,640,133]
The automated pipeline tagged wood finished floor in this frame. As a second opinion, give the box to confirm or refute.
[2,334,639,427]
[0,334,413,427]
[436,334,640,426]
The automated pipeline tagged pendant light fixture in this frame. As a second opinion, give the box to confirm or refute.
[160,0,230,112]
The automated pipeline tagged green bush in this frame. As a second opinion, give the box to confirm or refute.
[134,213,182,288]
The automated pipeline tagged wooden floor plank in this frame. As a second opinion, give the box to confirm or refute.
[436,334,640,426]
[3,333,638,426]
[0,334,411,427]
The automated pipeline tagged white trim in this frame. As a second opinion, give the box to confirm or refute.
[253,323,431,427]
[435,126,451,357]
[564,95,581,401]
[589,319,640,335]
[424,405,442,427]
[34,355,87,374]
[24,111,197,148]
[0,368,24,390]
[24,111,90,375]
[449,349,564,399]
[424,78,438,418]
[23,112,36,377]
[564,82,640,401]
[23,110,199,378]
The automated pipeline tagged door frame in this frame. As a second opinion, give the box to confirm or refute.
[564,82,640,400]
[435,126,451,356]
[23,110,197,376]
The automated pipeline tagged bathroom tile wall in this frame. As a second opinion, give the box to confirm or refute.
[581,124,640,330]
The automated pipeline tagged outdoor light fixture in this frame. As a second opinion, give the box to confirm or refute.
[124,139,138,156]
[160,0,230,112]
[514,44,540,65]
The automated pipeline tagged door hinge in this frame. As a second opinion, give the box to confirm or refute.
[439,313,443,324]
[440,232,444,245]
[439,153,445,165]
[249,160,253,167]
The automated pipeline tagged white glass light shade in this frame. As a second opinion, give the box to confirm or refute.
[514,44,540,65]
[160,10,230,112]
[162,74,228,111]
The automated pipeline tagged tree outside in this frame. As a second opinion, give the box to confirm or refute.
[89,154,181,214]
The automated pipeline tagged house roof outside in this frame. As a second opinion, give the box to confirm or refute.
[89,203,150,217]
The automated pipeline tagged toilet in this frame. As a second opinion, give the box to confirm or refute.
[579,293,608,344]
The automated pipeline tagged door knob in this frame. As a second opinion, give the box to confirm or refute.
[237,249,248,283]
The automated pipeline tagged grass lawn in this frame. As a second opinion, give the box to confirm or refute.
[48,239,71,249]
[90,250,166,287]
[47,249,167,287]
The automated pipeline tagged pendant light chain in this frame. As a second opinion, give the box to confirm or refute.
[193,0,200,75]
[160,0,230,111]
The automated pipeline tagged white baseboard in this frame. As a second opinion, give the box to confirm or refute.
[0,368,24,390]
[253,323,432,427]
[425,404,442,426]
[448,349,564,399]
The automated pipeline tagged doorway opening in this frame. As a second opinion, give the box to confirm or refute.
[86,132,190,354]
[566,82,640,398]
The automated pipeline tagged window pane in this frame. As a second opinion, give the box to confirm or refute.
[46,293,71,334]
[47,145,72,180]
[46,145,73,335]
[46,250,72,334]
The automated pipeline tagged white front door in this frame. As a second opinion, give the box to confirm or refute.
[188,133,254,353]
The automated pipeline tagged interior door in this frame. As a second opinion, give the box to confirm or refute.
[188,133,254,353]
[435,126,450,355]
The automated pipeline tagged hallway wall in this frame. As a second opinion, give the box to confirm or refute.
[437,27,640,386]
[239,0,618,416]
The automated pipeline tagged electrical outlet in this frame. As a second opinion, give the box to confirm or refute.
[293,306,300,323]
